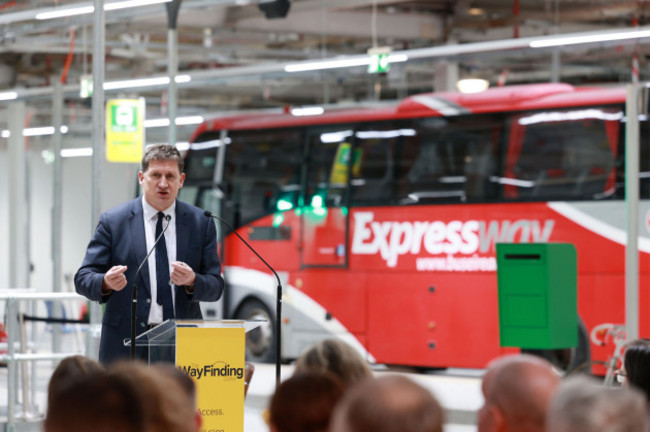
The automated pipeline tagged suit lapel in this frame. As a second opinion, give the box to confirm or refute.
[129,198,151,296]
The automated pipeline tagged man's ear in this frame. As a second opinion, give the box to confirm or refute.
[490,404,506,432]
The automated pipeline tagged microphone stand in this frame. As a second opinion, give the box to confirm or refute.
[130,214,172,360]
[204,211,282,389]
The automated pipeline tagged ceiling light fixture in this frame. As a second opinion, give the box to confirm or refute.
[456,78,490,94]
[35,0,171,20]
[530,28,650,48]
[291,106,324,116]
[0,91,18,101]
[35,5,95,20]
[103,75,191,90]
[143,115,204,128]
[105,0,172,11]
[285,54,407,73]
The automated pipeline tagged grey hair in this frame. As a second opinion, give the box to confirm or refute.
[547,375,648,432]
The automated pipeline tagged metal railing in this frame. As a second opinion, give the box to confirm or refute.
[0,290,91,432]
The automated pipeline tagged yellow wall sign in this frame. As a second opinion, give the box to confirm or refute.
[105,98,145,163]
[176,327,246,432]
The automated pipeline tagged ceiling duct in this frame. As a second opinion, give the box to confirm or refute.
[258,0,290,19]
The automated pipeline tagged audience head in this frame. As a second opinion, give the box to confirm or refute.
[294,339,372,389]
[153,363,202,431]
[622,338,650,401]
[330,375,444,432]
[110,361,198,432]
[47,355,105,409]
[547,375,648,432]
[45,371,145,432]
[478,354,560,432]
[269,372,344,432]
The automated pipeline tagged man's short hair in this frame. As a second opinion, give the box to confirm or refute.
[331,375,444,432]
[548,375,648,432]
[141,144,184,173]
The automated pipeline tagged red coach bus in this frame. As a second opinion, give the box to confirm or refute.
[182,83,650,372]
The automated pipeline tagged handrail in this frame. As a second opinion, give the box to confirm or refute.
[1,290,89,431]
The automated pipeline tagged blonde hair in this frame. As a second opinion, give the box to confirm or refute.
[294,339,372,389]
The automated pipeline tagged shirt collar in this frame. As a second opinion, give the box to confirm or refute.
[142,196,176,221]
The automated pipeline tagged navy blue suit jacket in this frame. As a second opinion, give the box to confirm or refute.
[74,198,224,364]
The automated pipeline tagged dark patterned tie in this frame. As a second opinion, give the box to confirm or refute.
[155,212,174,321]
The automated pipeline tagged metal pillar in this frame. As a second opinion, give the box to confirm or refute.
[8,102,29,290]
[88,0,106,359]
[52,80,64,353]
[625,84,640,342]
[167,0,182,146]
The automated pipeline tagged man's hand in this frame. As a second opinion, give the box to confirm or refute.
[102,265,128,293]
[170,261,195,288]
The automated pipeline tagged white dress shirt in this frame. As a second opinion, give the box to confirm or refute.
[142,197,177,324]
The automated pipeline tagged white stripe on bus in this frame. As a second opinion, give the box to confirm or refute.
[548,201,650,252]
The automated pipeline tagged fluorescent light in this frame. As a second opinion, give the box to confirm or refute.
[388,54,408,63]
[175,115,203,126]
[1,130,10,138]
[103,75,190,91]
[285,54,407,73]
[0,92,17,101]
[36,0,172,20]
[23,126,51,136]
[530,28,650,48]
[105,0,171,11]
[291,106,324,116]
[104,77,169,90]
[144,116,204,128]
[457,78,489,94]
[286,57,372,72]
[61,148,93,158]
[175,75,191,84]
[36,5,94,20]
[144,118,171,128]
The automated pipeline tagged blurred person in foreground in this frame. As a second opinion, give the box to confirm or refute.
[478,354,560,432]
[547,375,648,432]
[269,372,344,432]
[110,361,197,432]
[153,363,202,431]
[45,371,144,432]
[618,338,650,401]
[74,144,224,364]
[329,375,444,432]
[47,354,105,410]
[294,338,372,389]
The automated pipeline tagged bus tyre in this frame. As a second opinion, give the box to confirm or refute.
[235,299,276,363]
[523,319,590,374]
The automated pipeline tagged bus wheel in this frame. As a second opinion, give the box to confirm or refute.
[236,299,276,363]
[522,319,591,374]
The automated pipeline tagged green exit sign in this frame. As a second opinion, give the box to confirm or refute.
[368,53,390,74]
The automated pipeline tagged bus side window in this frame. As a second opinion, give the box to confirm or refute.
[405,117,500,204]
[224,129,302,228]
[505,110,619,201]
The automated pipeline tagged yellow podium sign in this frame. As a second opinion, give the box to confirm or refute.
[176,327,246,432]
[105,98,145,163]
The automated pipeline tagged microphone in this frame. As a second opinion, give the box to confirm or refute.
[130,213,172,360]
[204,210,282,389]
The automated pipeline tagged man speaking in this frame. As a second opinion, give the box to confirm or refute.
[75,144,224,364]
